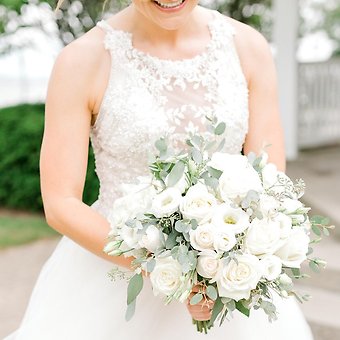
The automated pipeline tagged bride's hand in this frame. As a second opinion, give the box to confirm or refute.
[186,285,214,321]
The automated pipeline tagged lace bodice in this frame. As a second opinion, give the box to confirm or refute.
[90,9,249,217]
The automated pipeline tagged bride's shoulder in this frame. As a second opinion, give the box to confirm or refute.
[219,13,275,81]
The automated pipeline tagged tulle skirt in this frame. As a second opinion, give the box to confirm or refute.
[4,202,314,340]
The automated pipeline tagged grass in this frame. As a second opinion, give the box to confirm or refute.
[0,213,60,249]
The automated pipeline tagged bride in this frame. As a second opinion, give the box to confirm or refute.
[5,0,314,339]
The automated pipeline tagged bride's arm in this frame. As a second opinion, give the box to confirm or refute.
[40,38,133,269]
[231,19,286,172]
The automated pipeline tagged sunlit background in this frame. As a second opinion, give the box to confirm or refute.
[0,0,339,339]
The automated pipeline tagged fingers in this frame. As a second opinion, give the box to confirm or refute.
[186,302,213,321]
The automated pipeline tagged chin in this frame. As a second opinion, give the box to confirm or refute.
[133,0,198,30]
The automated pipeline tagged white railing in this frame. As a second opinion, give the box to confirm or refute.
[298,59,340,148]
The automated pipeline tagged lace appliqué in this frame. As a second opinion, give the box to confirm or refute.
[90,10,249,217]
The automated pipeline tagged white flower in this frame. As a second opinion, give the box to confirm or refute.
[260,255,282,281]
[258,194,279,217]
[139,225,165,253]
[281,198,303,214]
[245,218,285,256]
[262,163,279,189]
[151,187,182,218]
[274,213,292,239]
[180,183,217,222]
[212,203,250,234]
[165,168,189,194]
[120,225,141,250]
[259,151,269,168]
[150,257,183,296]
[208,152,248,172]
[279,273,293,286]
[275,228,310,268]
[216,155,263,200]
[215,254,262,301]
[213,227,237,253]
[189,223,216,251]
[197,250,221,278]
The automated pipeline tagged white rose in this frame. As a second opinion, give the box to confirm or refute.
[150,257,183,296]
[215,254,262,301]
[275,228,310,268]
[120,225,141,250]
[217,157,263,201]
[262,163,279,189]
[258,194,279,217]
[212,203,250,234]
[260,255,282,281]
[197,250,221,278]
[208,152,248,172]
[180,183,217,222]
[245,218,285,256]
[139,225,165,253]
[151,187,182,218]
[165,168,189,194]
[213,227,237,253]
[189,223,216,251]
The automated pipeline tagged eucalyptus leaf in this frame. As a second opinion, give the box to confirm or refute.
[125,299,136,321]
[309,261,320,273]
[127,273,144,305]
[155,138,167,152]
[206,285,218,301]
[216,138,225,152]
[167,161,185,187]
[190,293,203,305]
[208,297,224,327]
[207,166,223,179]
[214,122,226,135]
[192,148,203,164]
[147,258,156,272]
[311,225,322,236]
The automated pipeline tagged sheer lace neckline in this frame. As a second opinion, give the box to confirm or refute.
[98,9,222,65]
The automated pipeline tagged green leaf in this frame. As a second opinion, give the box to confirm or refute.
[190,293,203,305]
[235,300,250,317]
[192,148,202,164]
[165,231,179,249]
[214,122,226,135]
[127,273,144,305]
[207,166,223,179]
[147,259,156,272]
[125,299,136,321]
[323,227,330,236]
[206,285,218,301]
[155,138,167,153]
[208,297,224,327]
[309,261,320,273]
[311,225,322,236]
[167,161,185,187]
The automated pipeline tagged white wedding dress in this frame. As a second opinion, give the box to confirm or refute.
[5,9,313,340]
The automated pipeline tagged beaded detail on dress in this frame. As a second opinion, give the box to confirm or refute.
[90,9,249,217]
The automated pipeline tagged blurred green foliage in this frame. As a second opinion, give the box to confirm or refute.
[0,103,99,212]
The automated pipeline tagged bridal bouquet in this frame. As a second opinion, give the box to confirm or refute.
[104,117,332,333]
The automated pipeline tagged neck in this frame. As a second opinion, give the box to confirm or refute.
[127,4,207,46]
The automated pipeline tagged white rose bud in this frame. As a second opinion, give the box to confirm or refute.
[212,203,250,234]
[275,228,310,268]
[197,250,221,278]
[245,218,285,256]
[120,225,141,249]
[215,254,262,301]
[139,225,165,253]
[279,273,293,286]
[262,163,279,189]
[189,223,216,251]
[260,255,282,281]
[150,257,183,296]
[281,198,303,214]
[274,213,292,239]
[180,183,216,222]
[213,227,237,253]
[151,187,182,218]
[259,194,279,217]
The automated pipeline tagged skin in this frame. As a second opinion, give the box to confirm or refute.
[41,0,285,324]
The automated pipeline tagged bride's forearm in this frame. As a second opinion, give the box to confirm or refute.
[44,197,134,269]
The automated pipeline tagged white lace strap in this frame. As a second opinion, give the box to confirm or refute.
[96,20,114,33]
